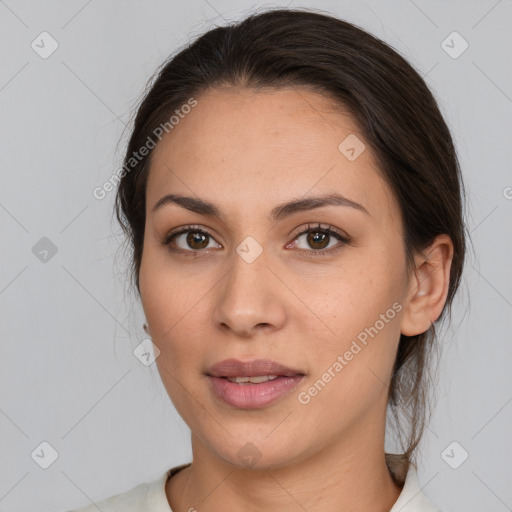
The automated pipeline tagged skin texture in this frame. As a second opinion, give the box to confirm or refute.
[139,87,453,512]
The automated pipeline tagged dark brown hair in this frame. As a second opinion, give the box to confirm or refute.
[115,7,466,484]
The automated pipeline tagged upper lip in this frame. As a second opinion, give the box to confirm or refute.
[207,358,306,378]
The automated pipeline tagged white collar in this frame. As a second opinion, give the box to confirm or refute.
[148,462,441,512]
[389,464,441,511]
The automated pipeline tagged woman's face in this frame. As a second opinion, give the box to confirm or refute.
[139,86,412,468]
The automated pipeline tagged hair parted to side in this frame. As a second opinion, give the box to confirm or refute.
[114,8,466,485]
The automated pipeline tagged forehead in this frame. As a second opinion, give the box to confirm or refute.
[147,86,396,223]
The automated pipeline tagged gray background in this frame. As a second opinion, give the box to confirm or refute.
[1,0,511,511]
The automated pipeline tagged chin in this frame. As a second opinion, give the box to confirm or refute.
[203,433,305,472]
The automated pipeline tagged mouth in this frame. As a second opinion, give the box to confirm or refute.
[219,375,284,384]
[206,358,306,409]
[206,358,306,379]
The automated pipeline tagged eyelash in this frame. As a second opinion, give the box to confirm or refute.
[162,223,351,258]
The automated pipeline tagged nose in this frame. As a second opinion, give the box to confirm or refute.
[213,247,287,338]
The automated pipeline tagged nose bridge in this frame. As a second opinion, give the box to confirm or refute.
[214,237,285,335]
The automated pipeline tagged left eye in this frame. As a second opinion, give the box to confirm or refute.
[290,224,350,254]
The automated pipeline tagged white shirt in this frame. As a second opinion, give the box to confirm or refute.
[66,461,442,511]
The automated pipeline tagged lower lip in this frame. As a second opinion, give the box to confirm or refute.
[207,375,305,409]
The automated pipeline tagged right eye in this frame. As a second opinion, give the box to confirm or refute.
[162,225,222,254]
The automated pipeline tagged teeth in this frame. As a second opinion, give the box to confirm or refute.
[226,375,279,384]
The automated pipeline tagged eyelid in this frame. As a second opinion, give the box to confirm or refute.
[285,223,351,257]
[288,223,350,243]
[162,224,221,247]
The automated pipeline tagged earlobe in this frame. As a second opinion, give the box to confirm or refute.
[400,234,454,337]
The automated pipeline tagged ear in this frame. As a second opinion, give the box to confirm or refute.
[400,234,454,336]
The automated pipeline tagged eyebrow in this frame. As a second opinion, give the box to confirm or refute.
[152,192,370,221]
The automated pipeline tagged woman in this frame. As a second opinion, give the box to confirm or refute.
[69,7,466,512]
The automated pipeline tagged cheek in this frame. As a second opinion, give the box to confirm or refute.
[140,239,193,323]
[139,250,180,351]
[140,257,208,416]
[299,255,402,340]
[297,249,405,389]
[139,246,214,371]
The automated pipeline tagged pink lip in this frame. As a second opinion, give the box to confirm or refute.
[206,358,306,409]
[207,358,305,378]
[207,375,305,409]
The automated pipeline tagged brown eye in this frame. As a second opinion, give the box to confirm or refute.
[185,231,210,250]
[291,223,351,256]
[162,225,221,253]
[307,230,330,250]
[163,223,350,257]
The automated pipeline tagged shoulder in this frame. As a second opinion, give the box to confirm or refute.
[65,469,172,512]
